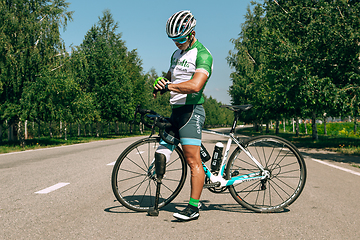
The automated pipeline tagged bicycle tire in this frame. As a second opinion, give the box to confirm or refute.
[226,135,306,213]
[111,137,187,212]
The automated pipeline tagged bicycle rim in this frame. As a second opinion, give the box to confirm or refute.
[226,135,306,213]
[111,137,187,212]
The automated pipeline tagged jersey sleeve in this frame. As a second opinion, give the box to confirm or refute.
[195,48,213,78]
[168,50,177,73]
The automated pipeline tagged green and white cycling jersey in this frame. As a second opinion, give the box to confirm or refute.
[168,40,213,106]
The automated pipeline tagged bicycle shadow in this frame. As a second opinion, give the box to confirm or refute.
[165,200,289,214]
[104,199,290,215]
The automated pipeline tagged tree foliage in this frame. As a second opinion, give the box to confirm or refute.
[0,3,231,144]
[228,0,360,138]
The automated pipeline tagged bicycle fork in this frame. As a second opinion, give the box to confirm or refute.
[147,152,166,216]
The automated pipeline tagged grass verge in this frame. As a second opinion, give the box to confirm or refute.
[236,127,360,156]
[0,133,148,154]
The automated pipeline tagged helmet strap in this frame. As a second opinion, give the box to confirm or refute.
[184,32,194,52]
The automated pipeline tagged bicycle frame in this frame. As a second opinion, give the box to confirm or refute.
[138,105,270,188]
[201,121,270,188]
[114,105,306,213]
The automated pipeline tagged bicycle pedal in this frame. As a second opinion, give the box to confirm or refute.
[203,182,221,188]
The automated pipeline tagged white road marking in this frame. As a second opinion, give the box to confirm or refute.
[35,183,70,194]
[311,158,360,177]
[136,151,145,155]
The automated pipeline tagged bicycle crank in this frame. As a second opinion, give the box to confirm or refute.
[204,176,227,193]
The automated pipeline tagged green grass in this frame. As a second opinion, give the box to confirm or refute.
[1,122,359,156]
[0,133,148,154]
[352,164,360,169]
[236,127,360,156]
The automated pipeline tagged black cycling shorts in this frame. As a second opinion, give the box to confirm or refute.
[160,104,205,149]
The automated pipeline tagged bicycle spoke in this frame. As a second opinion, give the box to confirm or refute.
[135,147,149,170]
[227,135,306,212]
[138,179,151,206]
[167,157,180,168]
[125,156,148,173]
[120,175,149,195]
[112,137,187,212]
[265,145,275,167]
[271,176,296,192]
[276,168,300,176]
[117,172,147,182]
[119,167,147,177]
[234,156,259,169]
[268,181,286,202]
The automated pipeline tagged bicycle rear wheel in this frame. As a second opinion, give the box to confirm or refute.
[111,137,187,212]
[226,135,306,213]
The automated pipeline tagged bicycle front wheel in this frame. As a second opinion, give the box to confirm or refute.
[111,137,187,212]
[226,135,306,213]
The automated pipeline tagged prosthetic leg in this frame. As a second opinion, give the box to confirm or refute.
[147,152,166,216]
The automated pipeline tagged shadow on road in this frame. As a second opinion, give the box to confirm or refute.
[105,199,290,215]
[299,148,360,165]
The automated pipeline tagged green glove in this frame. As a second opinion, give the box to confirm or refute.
[153,77,169,88]
[153,77,170,94]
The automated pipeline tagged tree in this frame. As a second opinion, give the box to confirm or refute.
[203,95,233,126]
[0,0,73,142]
[228,0,360,139]
[80,10,134,126]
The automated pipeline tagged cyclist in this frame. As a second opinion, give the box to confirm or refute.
[153,10,213,221]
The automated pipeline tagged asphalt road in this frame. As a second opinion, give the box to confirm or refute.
[1,131,360,239]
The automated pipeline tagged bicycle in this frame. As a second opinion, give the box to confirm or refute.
[111,105,307,214]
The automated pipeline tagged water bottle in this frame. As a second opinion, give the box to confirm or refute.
[200,143,211,162]
[211,142,224,172]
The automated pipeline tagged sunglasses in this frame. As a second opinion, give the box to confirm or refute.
[171,33,192,44]
[172,36,188,44]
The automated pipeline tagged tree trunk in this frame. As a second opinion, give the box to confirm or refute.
[323,116,327,136]
[24,120,28,140]
[69,123,72,138]
[115,121,119,135]
[275,120,279,135]
[354,113,357,134]
[60,121,63,138]
[49,121,53,138]
[283,119,286,132]
[8,123,15,141]
[292,118,295,132]
[37,120,41,138]
[304,120,308,134]
[139,122,143,134]
[0,122,3,143]
[312,112,318,140]
[266,122,270,133]
[64,122,67,140]
[78,123,81,137]
[18,120,25,147]
[295,117,299,137]
[96,122,100,137]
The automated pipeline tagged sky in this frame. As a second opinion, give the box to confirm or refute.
[60,0,259,104]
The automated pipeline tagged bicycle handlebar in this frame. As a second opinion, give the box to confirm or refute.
[134,105,172,130]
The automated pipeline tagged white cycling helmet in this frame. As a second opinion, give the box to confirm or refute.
[166,10,196,40]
